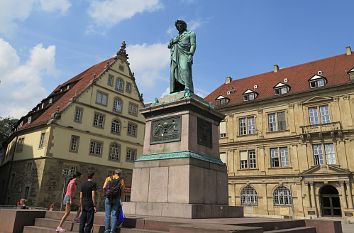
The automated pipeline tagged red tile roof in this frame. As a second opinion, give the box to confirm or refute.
[205,53,354,107]
[17,57,116,131]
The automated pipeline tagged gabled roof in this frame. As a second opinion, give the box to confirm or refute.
[205,53,354,107]
[16,57,116,131]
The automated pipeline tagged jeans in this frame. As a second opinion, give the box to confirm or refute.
[79,205,94,233]
[104,197,121,233]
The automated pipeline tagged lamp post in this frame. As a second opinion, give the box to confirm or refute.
[60,169,73,211]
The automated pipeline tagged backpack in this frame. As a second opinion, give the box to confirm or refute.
[105,177,121,199]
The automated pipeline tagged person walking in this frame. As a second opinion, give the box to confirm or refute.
[103,169,125,233]
[79,172,97,233]
[56,171,82,232]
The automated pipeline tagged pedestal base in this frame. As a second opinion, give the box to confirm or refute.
[123,202,244,219]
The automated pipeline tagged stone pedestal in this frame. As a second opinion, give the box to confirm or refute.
[124,92,243,218]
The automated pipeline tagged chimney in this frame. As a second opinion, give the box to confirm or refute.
[225,76,232,84]
[274,64,279,73]
[346,46,352,55]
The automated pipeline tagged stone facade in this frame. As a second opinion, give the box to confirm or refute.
[2,157,132,210]
[0,43,143,209]
[205,51,354,219]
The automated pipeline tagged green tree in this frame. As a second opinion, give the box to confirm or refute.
[0,117,18,143]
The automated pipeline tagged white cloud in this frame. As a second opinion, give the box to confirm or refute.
[0,38,57,118]
[127,42,170,91]
[38,0,71,13]
[88,0,162,28]
[0,0,71,35]
[189,19,203,31]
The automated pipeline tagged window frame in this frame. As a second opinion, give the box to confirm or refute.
[312,143,336,165]
[113,97,123,113]
[240,150,257,169]
[107,74,114,87]
[95,90,108,106]
[126,82,132,93]
[128,102,139,116]
[273,186,292,206]
[308,105,331,125]
[69,135,80,153]
[16,138,25,152]
[270,147,289,168]
[93,112,105,128]
[111,119,121,135]
[127,122,138,137]
[115,77,125,92]
[89,140,103,157]
[108,142,121,161]
[126,147,137,162]
[267,111,286,132]
[240,185,258,206]
[239,116,256,136]
[38,132,45,149]
[74,106,83,123]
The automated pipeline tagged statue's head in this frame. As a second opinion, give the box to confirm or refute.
[175,20,187,32]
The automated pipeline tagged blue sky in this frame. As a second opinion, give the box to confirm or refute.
[1,0,354,118]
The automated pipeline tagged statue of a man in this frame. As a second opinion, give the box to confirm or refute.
[168,20,196,94]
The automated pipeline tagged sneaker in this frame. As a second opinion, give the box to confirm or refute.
[56,227,65,232]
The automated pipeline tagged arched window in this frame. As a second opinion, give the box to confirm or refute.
[273,186,292,205]
[109,143,120,161]
[111,119,121,134]
[113,97,123,113]
[241,185,258,206]
[115,78,124,92]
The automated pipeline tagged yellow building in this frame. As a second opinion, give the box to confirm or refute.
[205,47,354,218]
[0,42,145,209]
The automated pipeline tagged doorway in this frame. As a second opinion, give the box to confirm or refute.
[320,185,342,217]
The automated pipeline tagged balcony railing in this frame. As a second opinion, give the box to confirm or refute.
[300,122,343,141]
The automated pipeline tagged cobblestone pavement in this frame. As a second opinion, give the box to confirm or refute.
[341,222,354,233]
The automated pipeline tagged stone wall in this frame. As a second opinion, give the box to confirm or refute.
[2,157,132,210]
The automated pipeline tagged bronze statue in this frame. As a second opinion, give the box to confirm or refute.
[168,20,196,94]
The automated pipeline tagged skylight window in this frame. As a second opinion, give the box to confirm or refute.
[243,89,258,101]
[309,73,327,88]
[274,83,290,95]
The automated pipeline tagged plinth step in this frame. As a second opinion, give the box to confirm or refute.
[120,228,168,233]
[23,226,78,233]
[34,217,104,233]
[265,226,316,233]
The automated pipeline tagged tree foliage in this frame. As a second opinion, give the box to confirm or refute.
[0,117,18,143]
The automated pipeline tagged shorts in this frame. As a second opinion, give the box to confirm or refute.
[63,195,71,205]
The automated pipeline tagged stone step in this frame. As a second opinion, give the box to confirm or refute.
[23,226,78,233]
[265,226,317,233]
[45,211,107,225]
[35,218,105,233]
[120,228,168,233]
[236,220,306,231]
[168,223,263,233]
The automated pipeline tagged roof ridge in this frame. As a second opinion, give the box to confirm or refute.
[231,53,348,83]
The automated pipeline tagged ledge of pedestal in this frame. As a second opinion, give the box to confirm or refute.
[123,202,244,219]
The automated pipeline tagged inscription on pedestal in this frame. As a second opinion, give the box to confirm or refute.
[151,116,181,144]
[197,117,212,148]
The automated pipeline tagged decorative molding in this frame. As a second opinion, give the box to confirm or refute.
[136,150,224,165]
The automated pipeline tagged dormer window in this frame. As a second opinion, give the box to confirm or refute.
[243,89,258,101]
[27,116,32,124]
[66,85,70,90]
[274,83,290,95]
[49,98,53,104]
[216,95,230,106]
[348,67,354,81]
[309,73,327,88]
